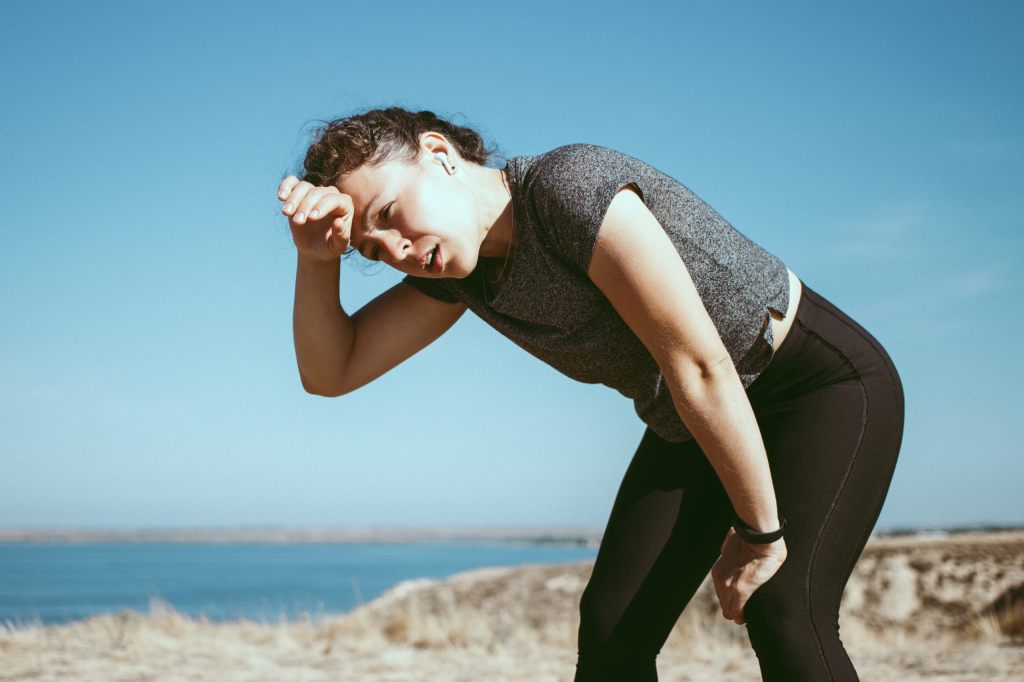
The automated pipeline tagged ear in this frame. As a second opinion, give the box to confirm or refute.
[418,131,457,164]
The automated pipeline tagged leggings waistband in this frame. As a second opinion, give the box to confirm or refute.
[750,280,904,402]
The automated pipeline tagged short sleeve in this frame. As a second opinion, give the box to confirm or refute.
[529,143,651,274]
[401,274,461,304]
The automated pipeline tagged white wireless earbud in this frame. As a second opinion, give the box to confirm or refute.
[434,152,454,174]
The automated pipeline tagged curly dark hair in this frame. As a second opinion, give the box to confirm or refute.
[294,106,504,263]
[299,105,503,187]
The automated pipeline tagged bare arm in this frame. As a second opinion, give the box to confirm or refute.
[586,185,781,534]
[293,255,465,396]
[293,255,349,395]
[282,175,467,396]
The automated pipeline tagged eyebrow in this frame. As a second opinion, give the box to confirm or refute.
[363,193,382,233]
[357,192,382,257]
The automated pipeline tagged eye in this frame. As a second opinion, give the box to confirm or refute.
[381,202,392,223]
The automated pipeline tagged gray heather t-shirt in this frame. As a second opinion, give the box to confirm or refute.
[402,143,791,443]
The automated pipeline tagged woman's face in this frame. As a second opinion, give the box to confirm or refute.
[338,148,483,279]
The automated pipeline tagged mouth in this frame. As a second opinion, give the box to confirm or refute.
[423,244,442,273]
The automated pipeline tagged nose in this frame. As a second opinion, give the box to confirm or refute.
[371,229,412,264]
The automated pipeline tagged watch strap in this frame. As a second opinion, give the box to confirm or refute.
[733,513,787,544]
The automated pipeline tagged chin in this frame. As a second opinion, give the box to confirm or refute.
[449,252,478,279]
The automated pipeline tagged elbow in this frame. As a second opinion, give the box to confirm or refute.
[664,352,735,386]
[299,373,349,398]
[698,354,736,382]
[304,384,346,398]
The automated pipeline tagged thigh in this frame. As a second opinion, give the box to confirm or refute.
[741,283,906,679]
[750,378,897,614]
[749,284,905,604]
[577,427,734,666]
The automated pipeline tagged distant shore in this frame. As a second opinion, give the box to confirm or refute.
[3,529,1022,681]
[0,525,607,546]
[0,524,1020,545]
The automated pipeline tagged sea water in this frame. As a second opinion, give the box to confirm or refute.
[0,541,597,627]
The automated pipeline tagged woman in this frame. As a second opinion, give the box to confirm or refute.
[279,107,905,681]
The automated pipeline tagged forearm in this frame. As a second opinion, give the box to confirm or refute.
[292,254,354,395]
[669,362,781,532]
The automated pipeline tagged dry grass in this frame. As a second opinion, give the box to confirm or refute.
[2,532,1022,681]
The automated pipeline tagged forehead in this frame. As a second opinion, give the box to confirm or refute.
[342,160,422,207]
[339,162,389,202]
[339,161,415,245]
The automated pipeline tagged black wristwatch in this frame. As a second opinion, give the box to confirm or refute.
[733,513,787,544]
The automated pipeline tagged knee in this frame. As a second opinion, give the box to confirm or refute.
[744,587,840,642]
[575,588,659,681]
[742,591,846,680]
[744,599,818,653]
[577,583,613,650]
[743,586,810,631]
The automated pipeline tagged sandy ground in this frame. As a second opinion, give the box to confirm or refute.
[2,531,1022,681]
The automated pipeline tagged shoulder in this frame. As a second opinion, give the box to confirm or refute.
[525,143,657,272]
[531,143,649,181]
[528,142,656,217]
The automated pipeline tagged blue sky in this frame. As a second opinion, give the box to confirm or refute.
[1,1,1021,531]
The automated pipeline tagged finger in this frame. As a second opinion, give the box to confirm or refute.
[713,580,726,610]
[323,207,353,253]
[729,589,745,622]
[292,187,331,224]
[309,192,350,225]
[326,222,349,256]
[738,594,750,625]
[717,581,736,621]
[282,182,314,216]
[277,175,299,200]
[731,591,745,623]
[733,595,746,624]
[713,576,731,619]
[296,186,342,224]
[720,527,737,553]
[733,588,746,624]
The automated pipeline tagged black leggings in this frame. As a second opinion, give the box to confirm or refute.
[574,281,905,681]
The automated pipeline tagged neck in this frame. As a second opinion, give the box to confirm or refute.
[473,164,515,258]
